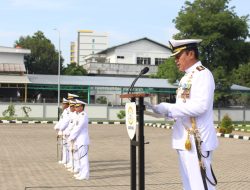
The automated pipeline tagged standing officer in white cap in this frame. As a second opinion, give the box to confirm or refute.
[54,98,70,163]
[63,99,78,170]
[54,98,69,131]
[151,39,218,190]
[68,99,90,180]
[56,93,79,165]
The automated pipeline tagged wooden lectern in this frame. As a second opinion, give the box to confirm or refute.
[120,93,150,190]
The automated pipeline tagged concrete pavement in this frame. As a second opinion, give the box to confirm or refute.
[0,124,249,190]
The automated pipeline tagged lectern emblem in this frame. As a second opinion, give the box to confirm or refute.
[128,107,134,125]
[125,102,137,139]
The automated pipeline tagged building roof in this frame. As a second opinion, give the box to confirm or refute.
[0,46,31,54]
[78,30,93,33]
[0,75,30,84]
[0,63,26,72]
[97,37,171,54]
[28,74,177,89]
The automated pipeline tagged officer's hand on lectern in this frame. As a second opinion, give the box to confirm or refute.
[144,101,153,109]
[152,103,170,115]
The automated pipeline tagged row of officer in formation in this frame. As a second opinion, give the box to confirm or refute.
[54,93,90,180]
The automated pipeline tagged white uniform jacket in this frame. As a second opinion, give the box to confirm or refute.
[168,61,218,151]
[54,107,70,130]
[68,111,89,147]
[63,111,78,136]
[58,110,73,133]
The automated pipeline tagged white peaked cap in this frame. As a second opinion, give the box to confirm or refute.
[68,93,79,99]
[62,98,69,104]
[169,39,202,56]
[75,99,87,106]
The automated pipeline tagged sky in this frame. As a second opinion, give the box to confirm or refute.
[0,0,249,65]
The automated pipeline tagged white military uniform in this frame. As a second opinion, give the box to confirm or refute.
[58,107,73,164]
[167,61,218,190]
[64,111,78,171]
[68,110,90,180]
[54,107,70,164]
[168,61,218,151]
[54,104,70,131]
[55,95,78,165]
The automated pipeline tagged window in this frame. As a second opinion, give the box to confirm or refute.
[137,57,151,65]
[1,83,8,87]
[117,56,124,59]
[9,84,17,88]
[155,58,167,65]
[92,39,95,43]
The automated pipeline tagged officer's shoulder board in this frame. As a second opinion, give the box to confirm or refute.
[196,66,205,71]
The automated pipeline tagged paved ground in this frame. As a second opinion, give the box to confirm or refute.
[0,124,249,190]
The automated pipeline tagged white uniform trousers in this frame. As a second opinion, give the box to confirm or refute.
[73,145,80,173]
[77,145,89,179]
[67,144,73,168]
[177,140,216,190]
[61,138,69,164]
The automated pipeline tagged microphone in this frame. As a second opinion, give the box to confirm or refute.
[140,67,149,75]
[128,67,149,94]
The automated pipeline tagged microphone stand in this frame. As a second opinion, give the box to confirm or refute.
[128,72,143,94]
[128,67,149,95]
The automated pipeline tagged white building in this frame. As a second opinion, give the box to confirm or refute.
[74,30,108,65]
[83,37,172,76]
[0,46,31,102]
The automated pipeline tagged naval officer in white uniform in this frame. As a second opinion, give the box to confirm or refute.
[63,100,78,170]
[68,99,90,180]
[54,98,69,131]
[56,93,79,165]
[54,98,70,164]
[151,39,218,190]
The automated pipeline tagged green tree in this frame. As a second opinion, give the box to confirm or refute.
[155,58,183,83]
[231,62,250,106]
[15,31,64,74]
[232,62,250,87]
[62,62,87,75]
[213,66,232,106]
[173,0,250,73]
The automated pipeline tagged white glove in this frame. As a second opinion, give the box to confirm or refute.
[54,123,59,130]
[144,101,153,109]
[58,130,63,136]
[152,103,170,115]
